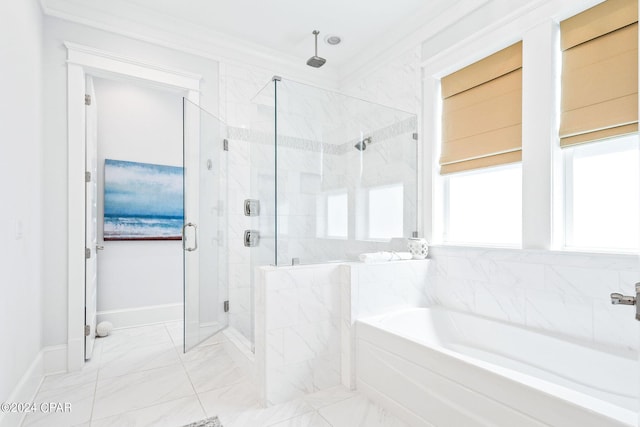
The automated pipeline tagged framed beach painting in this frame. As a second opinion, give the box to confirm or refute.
[104,159,183,240]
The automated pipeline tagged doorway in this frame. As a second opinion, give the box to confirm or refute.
[86,76,186,361]
[66,42,201,371]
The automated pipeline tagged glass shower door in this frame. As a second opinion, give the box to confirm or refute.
[182,99,228,352]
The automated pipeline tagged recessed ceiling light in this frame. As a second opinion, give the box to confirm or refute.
[325,35,341,45]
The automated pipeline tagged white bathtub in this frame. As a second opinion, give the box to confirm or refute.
[356,307,638,427]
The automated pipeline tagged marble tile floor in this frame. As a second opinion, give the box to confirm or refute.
[21,322,409,427]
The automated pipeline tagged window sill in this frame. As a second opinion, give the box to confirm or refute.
[560,246,639,257]
[428,244,639,261]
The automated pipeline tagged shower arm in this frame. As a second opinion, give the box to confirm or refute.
[314,30,320,56]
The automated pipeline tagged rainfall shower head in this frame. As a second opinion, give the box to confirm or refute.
[307,30,326,68]
[354,137,372,151]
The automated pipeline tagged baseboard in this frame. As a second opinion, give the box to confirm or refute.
[0,343,69,427]
[97,303,183,329]
[43,345,68,376]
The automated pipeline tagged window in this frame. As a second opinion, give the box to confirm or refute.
[564,135,639,251]
[559,0,638,251]
[326,191,348,238]
[439,42,523,246]
[445,164,522,246]
[368,184,403,240]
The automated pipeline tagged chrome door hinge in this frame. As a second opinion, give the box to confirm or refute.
[412,132,418,141]
[223,139,229,151]
[224,300,229,313]
[85,247,91,259]
[85,171,91,182]
[85,94,91,106]
[84,324,90,336]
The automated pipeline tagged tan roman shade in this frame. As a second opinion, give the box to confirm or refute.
[440,42,523,174]
[559,0,638,147]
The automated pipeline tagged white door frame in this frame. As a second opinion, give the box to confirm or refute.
[65,42,201,372]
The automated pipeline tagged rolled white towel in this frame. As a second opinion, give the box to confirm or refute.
[358,251,413,263]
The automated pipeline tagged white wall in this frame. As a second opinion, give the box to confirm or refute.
[0,0,44,407]
[340,46,421,115]
[42,16,220,347]
[93,78,184,314]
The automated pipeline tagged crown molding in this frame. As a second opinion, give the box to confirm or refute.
[40,0,341,89]
[338,0,490,86]
[420,0,602,77]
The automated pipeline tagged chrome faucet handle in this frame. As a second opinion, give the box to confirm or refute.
[611,284,640,321]
[610,292,636,305]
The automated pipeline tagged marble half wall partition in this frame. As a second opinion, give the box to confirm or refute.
[428,246,640,351]
[254,260,433,406]
[255,263,344,406]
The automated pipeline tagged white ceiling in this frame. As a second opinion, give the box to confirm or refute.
[41,0,470,82]
[119,0,455,66]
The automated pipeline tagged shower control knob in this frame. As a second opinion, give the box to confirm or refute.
[610,283,640,321]
[610,293,635,305]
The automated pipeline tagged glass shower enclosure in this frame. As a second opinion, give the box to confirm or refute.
[182,77,418,353]
[251,77,419,266]
[182,99,229,352]
[223,77,419,348]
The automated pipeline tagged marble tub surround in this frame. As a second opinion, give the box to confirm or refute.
[428,246,640,351]
[255,260,431,405]
[340,260,432,390]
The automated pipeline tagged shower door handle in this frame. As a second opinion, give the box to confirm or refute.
[182,223,198,252]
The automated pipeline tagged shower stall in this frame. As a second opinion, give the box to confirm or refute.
[182,77,418,353]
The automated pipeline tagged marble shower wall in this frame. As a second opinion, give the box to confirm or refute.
[274,81,419,265]
[428,247,640,351]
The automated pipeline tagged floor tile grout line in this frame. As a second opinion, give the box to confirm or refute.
[96,359,186,383]
[263,405,318,427]
[87,367,99,424]
[89,393,198,424]
[173,326,209,419]
[94,326,181,384]
[90,332,108,423]
[90,325,187,423]
[317,410,335,426]
[164,321,183,349]
[91,364,195,421]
